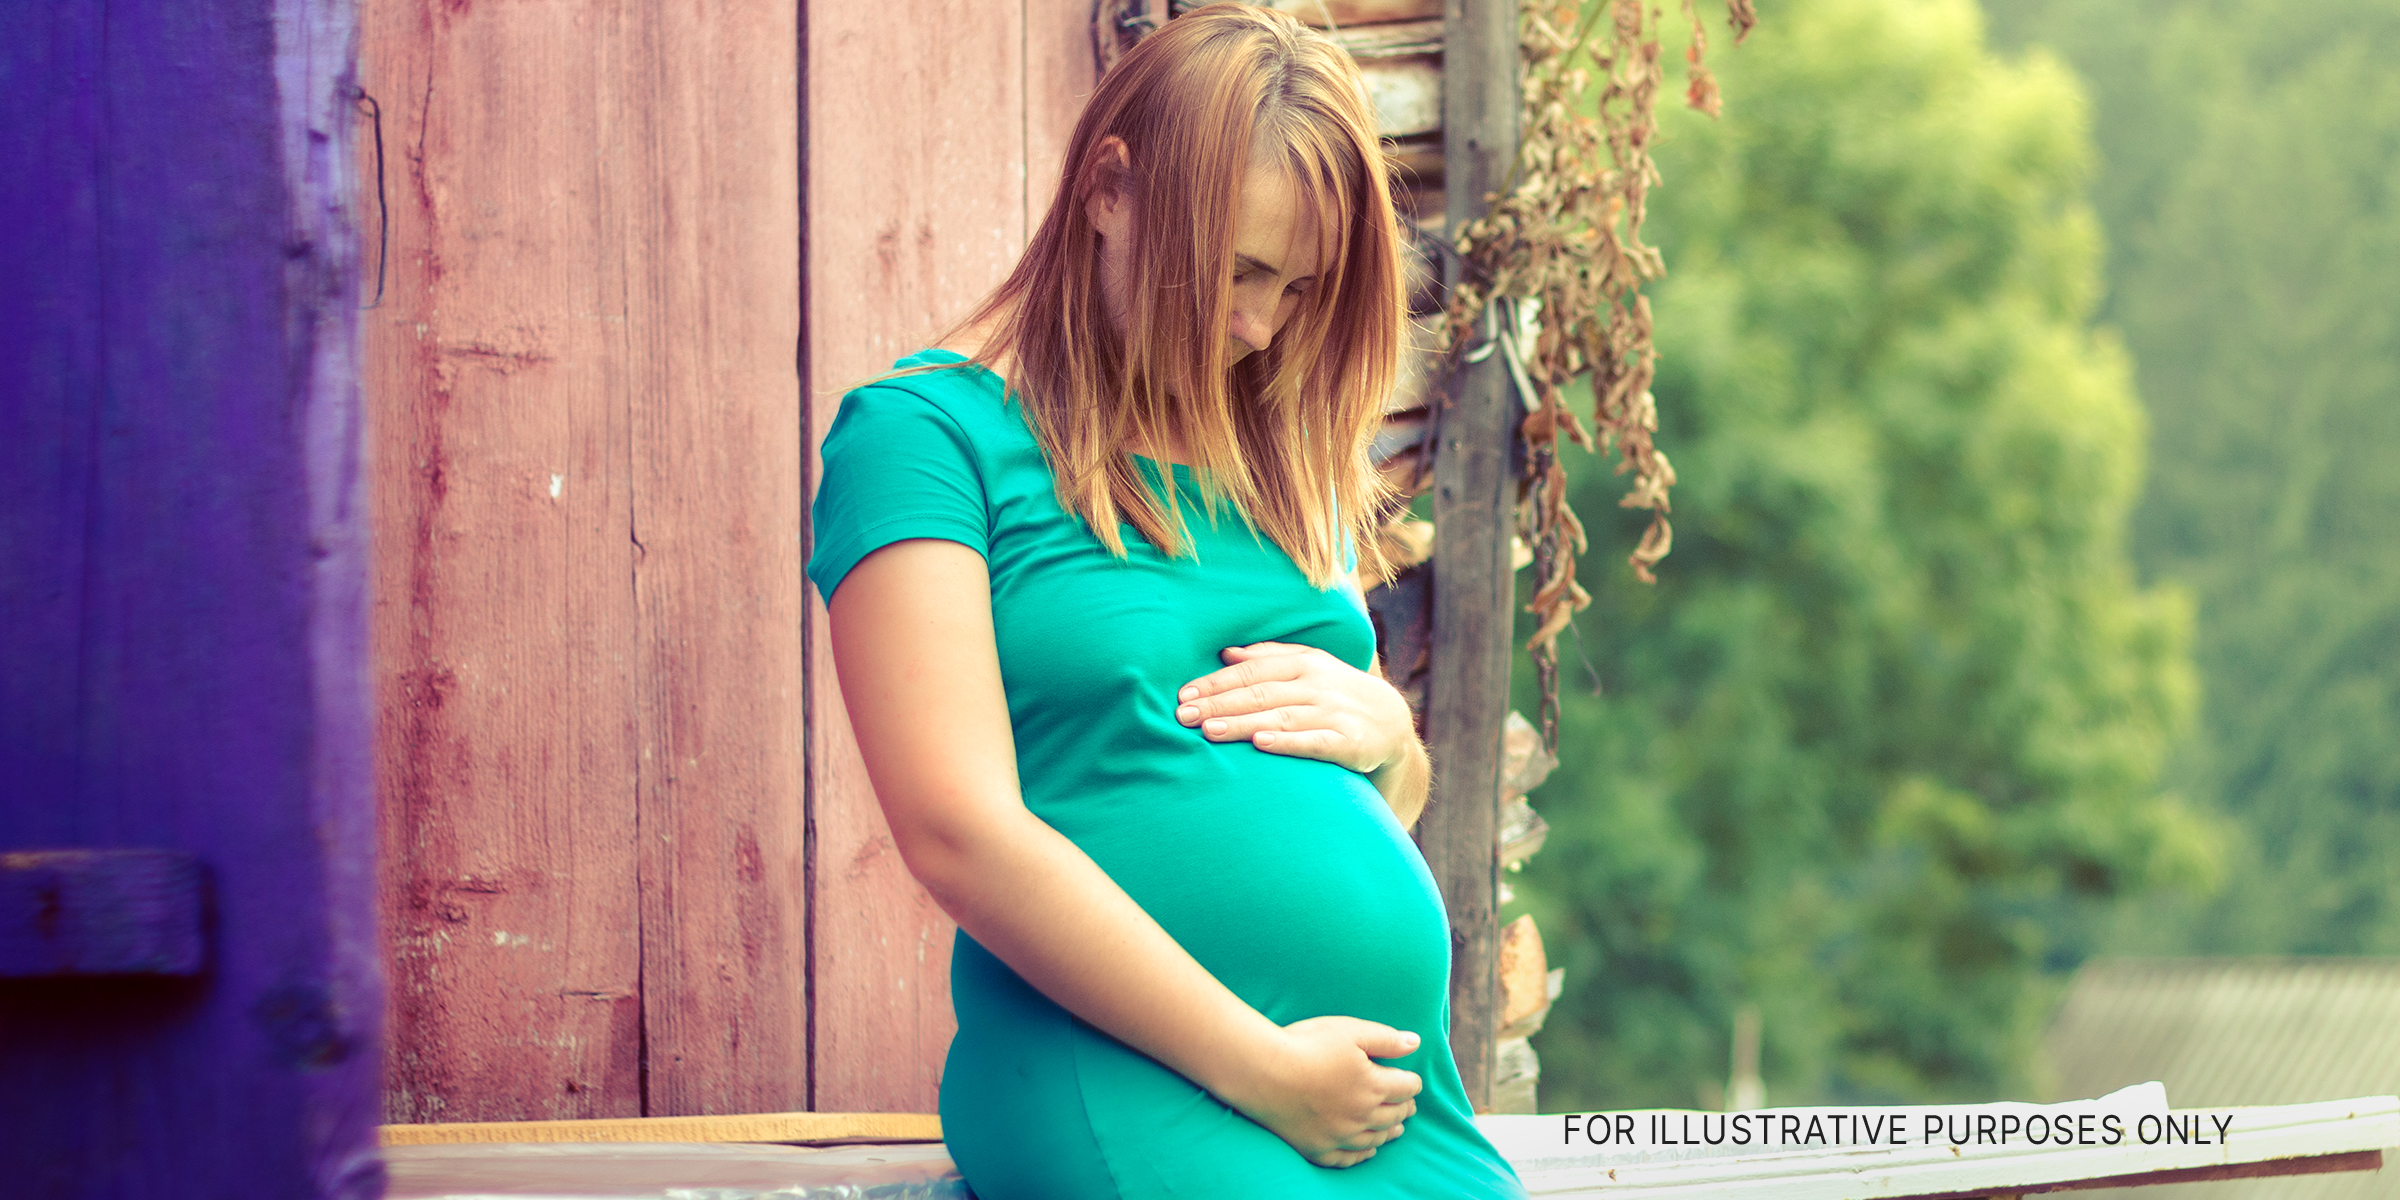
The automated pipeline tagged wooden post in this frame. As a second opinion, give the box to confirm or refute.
[0,0,383,1193]
[1425,0,1521,1111]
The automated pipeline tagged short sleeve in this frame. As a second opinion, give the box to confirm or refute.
[806,381,991,604]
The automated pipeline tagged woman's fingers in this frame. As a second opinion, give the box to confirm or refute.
[1331,1118,1409,1155]
[1177,679,1317,728]
[1176,678,1375,766]
[1371,1065,1424,1102]
[1177,643,1414,776]
[1217,640,1312,661]
[1240,1016,1432,1167]
[1177,645,1318,707]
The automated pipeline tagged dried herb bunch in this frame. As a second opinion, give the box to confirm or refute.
[1446,0,1753,747]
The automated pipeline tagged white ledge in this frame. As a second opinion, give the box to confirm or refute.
[1476,1092,2399,1198]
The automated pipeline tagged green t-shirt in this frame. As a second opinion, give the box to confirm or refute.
[807,349,1524,1200]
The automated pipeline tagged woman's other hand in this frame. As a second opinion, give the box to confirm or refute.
[1218,1016,1423,1168]
[1176,642,1413,774]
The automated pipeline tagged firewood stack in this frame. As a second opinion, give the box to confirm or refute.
[1492,710,1561,1112]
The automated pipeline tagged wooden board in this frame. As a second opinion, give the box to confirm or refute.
[0,0,383,1191]
[802,0,1091,1114]
[364,0,805,1121]
[381,1111,940,1147]
[1028,0,1100,228]
[1361,57,1444,139]
[364,0,648,1123]
[623,0,807,1121]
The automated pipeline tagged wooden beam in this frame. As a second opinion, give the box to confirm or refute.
[380,1111,942,1147]
[1424,0,1522,1112]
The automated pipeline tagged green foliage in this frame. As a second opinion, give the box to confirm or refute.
[1981,0,2400,958]
[1514,0,2219,1110]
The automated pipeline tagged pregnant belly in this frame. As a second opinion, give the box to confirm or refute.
[1027,743,1454,1030]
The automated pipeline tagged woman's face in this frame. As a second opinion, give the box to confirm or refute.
[1087,140,1324,368]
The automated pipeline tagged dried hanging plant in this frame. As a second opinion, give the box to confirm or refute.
[1446,0,1753,747]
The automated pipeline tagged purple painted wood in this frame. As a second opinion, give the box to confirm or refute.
[0,850,206,977]
[0,0,383,1196]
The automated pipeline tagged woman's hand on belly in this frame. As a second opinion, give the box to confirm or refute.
[1217,1015,1424,1168]
[1176,641,1432,828]
[1176,641,1413,774]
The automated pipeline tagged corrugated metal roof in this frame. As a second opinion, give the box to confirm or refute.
[2042,958,2400,1200]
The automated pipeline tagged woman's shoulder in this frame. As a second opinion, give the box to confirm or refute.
[838,348,1022,441]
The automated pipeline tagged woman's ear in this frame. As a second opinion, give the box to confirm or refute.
[1082,136,1135,240]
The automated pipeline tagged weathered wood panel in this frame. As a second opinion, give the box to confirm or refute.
[365,0,804,1121]
[364,0,648,1123]
[1360,57,1444,139]
[0,0,383,1192]
[626,1,807,1119]
[1028,0,1102,227]
[805,0,1036,1115]
[1421,0,1524,1111]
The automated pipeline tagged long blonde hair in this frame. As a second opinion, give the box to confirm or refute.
[949,2,1402,589]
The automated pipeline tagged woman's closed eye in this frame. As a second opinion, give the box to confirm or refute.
[1233,263,1313,291]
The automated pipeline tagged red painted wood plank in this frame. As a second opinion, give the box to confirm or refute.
[1027,0,1100,235]
[626,0,808,1117]
[805,0,1061,1113]
[365,0,646,1124]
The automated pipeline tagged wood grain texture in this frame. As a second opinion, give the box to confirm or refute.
[363,0,638,1124]
[0,0,382,1192]
[805,0,1092,1114]
[1027,0,1100,231]
[1360,57,1444,139]
[366,0,806,1123]
[627,0,807,1119]
[0,851,206,977]
[1421,0,1524,1113]
[380,1111,940,1146]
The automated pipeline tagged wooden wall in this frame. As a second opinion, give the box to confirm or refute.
[365,0,1093,1120]
[803,0,1095,1114]
[0,0,384,1193]
[363,0,806,1121]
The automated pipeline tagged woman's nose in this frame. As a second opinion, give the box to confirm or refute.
[1229,306,1274,354]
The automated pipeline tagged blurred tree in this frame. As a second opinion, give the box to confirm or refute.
[1513,0,2219,1109]
[1980,0,2400,958]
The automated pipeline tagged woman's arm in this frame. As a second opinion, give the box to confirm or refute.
[828,538,1421,1167]
[1176,643,1431,829]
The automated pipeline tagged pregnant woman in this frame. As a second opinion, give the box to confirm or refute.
[807,6,1526,1197]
